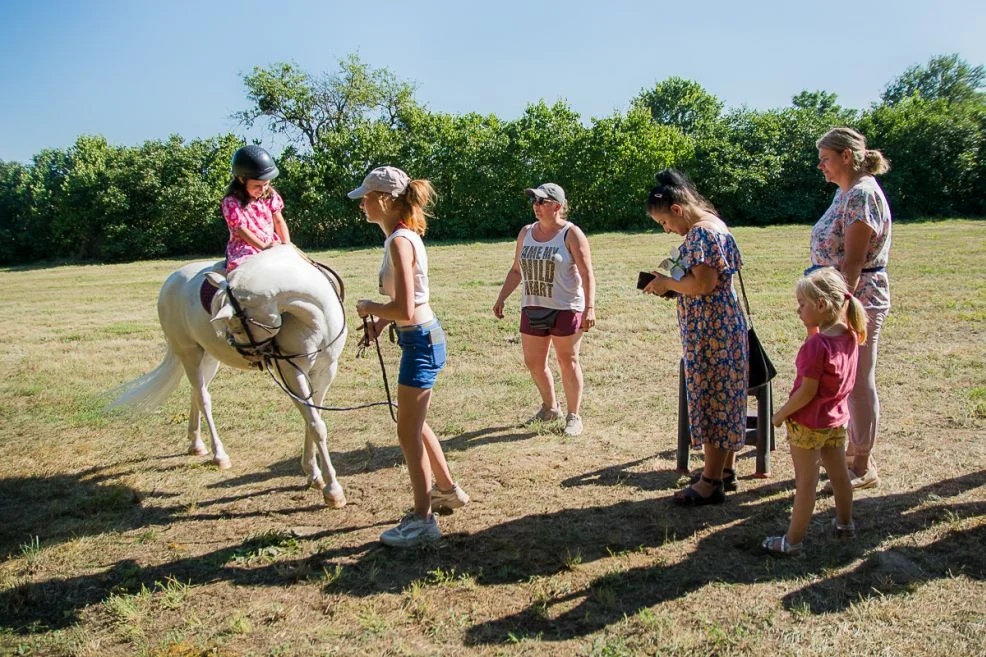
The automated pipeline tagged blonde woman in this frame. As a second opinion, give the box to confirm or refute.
[810,128,892,491]
[351,166,469,548]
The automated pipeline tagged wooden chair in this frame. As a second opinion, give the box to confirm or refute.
[676,359,775,477]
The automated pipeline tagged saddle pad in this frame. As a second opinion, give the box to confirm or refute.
[200,278,219,314]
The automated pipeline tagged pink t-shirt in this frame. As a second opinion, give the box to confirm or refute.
[790,331,859,429]
[222,191,285,270]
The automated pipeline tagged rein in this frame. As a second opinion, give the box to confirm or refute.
[263,315,397,422]
[225,292,281,359]
[222,271,398,422]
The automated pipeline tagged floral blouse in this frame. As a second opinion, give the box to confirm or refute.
[809,176,892,310]
[222,191,285,271]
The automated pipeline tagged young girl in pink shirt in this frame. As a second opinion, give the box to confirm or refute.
[764,268,867,555]
[222,145,291,271]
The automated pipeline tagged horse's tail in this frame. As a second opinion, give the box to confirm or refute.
[108,345,185,413]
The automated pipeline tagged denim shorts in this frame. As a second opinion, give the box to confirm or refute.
[396,318,447,389]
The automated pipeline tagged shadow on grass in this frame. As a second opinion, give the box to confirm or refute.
[561,455,683,492]
[3,466,981,642]
[0,468,179,559]
[462,469,986,644]
[0,522,382,633]
[210,424,541,488]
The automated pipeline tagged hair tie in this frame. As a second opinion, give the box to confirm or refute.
[844,292,852,302]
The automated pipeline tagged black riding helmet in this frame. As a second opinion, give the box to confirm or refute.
[231,145,279,181]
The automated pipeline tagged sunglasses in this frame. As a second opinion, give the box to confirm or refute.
[530,197,557,206]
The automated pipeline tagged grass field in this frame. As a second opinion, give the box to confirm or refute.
[0,221,984,657]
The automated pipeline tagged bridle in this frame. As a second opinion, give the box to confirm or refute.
[224,291,282,360]
[221,276,398,422]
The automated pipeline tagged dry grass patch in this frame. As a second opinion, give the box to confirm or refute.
[0,221,984,656]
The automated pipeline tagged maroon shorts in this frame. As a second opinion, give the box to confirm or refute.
[519,307,583,337]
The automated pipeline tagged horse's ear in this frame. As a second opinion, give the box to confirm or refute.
[205,272,227,289]
[211,303,235,323]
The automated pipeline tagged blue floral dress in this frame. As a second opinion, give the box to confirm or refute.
[676,225,748,452]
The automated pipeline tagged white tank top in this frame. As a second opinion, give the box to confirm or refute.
[519,222,585,311]
[379,228,429,305]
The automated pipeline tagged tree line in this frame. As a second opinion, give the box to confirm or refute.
[1,53,984,265]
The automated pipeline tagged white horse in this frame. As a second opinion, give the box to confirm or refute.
[111,244,349,507]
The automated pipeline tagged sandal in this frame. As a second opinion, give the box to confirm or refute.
[690,467,737,492]
[831,518,856,539]
[762,535,802,556]
[672,475,726,506]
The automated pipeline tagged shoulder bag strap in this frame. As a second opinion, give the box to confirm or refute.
[736,268,753,327]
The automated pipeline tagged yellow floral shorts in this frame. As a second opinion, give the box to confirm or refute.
[785,419,847,450]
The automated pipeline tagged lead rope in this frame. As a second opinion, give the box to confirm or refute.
[357,315,398,422]
[260,315,397,422]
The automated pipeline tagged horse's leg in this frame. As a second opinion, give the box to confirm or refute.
[286,358,345,508]
[178,348,231,470]
[186,355,220,457]
[311,358,345,508]
[186,393,208,456]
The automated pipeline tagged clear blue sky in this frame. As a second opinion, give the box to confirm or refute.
[3,0,984,163]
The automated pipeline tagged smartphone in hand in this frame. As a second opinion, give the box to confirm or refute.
[637,271,677,298]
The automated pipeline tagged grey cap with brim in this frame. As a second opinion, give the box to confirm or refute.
[347,166,411,199]
[524,182,566,203]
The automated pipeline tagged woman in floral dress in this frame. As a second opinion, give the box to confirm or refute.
[643,169,748,505]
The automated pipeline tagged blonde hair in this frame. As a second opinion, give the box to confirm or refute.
[392,179,436,236]
[816,127,890,176]
[796,268,867,344]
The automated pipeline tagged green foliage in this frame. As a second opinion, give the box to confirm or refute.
[1,133,239,264]
[2,53,985,265]
[881,53,985,106]
[861,97,986,217]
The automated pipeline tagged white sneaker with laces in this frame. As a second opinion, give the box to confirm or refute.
[563,413,583,436]
[379,513,441,548]
[430,483,470,512]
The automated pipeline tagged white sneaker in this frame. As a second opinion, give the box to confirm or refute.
[524,405,561,426]
[430,483,470,513]
[563,413,583,436]
[379,513,441,548]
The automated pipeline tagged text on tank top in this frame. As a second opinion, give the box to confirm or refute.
[519,222,585,311]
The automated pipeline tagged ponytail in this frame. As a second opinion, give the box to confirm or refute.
[845,295,868,345]
[394,179,436,235]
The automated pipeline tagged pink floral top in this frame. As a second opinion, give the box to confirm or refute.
[222,191,285,271]
[809,176,892,310]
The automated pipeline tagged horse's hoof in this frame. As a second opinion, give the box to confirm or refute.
[214,456,232,470]
[323,485,346,509]
[188,444,209,456]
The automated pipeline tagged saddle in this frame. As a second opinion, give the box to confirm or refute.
[198,248,345,315]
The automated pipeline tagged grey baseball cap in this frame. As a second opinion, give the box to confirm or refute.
[524,183,566,204]
[347,166,411,199]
